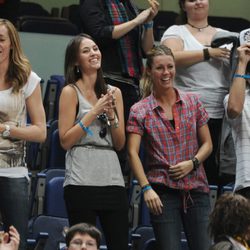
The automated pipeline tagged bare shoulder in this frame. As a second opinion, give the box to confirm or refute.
[60,85,78,106]
[61,85,77,97]
[109,85,122,97]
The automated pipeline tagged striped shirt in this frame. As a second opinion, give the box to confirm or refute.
[127,89,210,192]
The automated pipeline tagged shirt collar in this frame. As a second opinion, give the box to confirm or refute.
[148,88,184,110]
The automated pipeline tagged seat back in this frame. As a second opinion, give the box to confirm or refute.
[208,16,250,33]
[40,119,58,170]
[131,225,154,250]
[18,2,50,17]
[30,169,65,217]
[45,176,67,218]
[153,10,179,41]
[221,184,234,194]
[129,180,142,228]
[61,4,82,32]
[209,185,218,211]
[49,75,65,120]
[43,80,60,122]
[142,238,156,250]
[16,16,79,35]
[31,215,69,250]
[47,129,66,169]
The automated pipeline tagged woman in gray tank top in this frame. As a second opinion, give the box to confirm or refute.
[59,33,129,250]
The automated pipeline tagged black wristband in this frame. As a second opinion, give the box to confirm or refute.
[192,157,200,171]
[203,48,210,61]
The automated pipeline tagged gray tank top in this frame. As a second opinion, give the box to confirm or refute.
[63,85,125,187]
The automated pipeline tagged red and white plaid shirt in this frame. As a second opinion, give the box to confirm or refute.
[127,89,210,193]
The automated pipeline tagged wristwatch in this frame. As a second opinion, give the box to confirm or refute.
[192,157,200,170]
[2,125,11,138]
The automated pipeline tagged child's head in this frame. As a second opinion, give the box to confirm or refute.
[66,223,102,250]
[209,193,250,243]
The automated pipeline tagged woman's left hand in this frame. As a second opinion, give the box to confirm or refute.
[168,160,193,180]
[105,88,117,120]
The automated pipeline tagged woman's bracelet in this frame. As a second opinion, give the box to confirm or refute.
[78,120,93,136]
[203,48,210,61]
[141,184,152,194]
[108,115,115,121]
[144,21,154,29]
[109,114,119,128]
[234,74,250,79]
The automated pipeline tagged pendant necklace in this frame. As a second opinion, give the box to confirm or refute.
[187,22,209,32]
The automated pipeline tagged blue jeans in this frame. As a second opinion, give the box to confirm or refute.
[0,177,29,250]
[151,186,211,250]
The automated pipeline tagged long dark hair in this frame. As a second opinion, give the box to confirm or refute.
[64,33,107,98]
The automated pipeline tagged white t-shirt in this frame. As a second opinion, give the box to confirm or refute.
[161,25,231,119]
[0,71,41,178]
[224,88,250,191]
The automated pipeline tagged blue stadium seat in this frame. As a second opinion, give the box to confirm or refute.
[221,183,234,194]
[47,129,66,169]
[130,225,154,250]
[45,176,67,218]
[142,238,155,250]
[30,168,65,217]
[29,215,69,250]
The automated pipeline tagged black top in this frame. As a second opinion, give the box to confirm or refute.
[79,0,142,80]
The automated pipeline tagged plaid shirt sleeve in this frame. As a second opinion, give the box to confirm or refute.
[194,94,210,127]
[126,102,145,136]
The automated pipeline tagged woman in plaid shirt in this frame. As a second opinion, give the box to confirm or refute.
[127,45,213,250]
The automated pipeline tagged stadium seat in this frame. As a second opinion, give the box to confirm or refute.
[142,238,156,250]
[30,168,65,217]
[208,16,250,33]
[45,176,67,218]
[29,215,69,250]
[47,129,66,169]
[209,185,218,210]
[61,4,82,32]
[16,16,79,35]
[130,225,154,250]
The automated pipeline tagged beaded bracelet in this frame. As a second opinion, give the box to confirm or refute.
[78,120,93,136]
[234,74,250,79]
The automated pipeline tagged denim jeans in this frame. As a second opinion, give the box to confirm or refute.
[151,186,211,250]
[0,177,29,250]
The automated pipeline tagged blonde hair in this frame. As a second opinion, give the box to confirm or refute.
[140,45,174,98]
[0,19,31,93]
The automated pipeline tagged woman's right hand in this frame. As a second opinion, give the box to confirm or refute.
[0,226,20,250]
[134,8,151,26]
[91,92,114,116]
[209,47,231,59]
[143,188,163,215]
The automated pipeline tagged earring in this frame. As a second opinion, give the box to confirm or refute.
[75,66,80,74]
